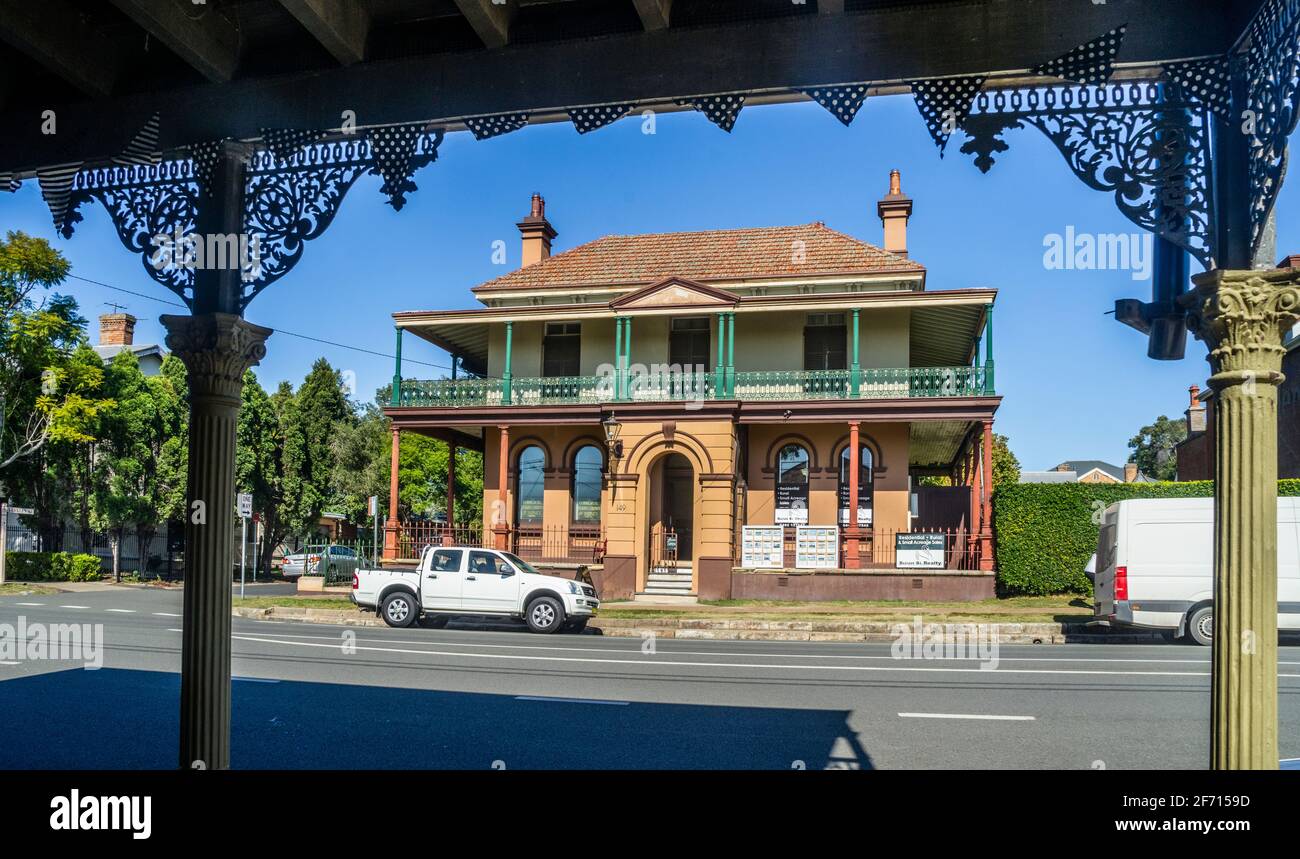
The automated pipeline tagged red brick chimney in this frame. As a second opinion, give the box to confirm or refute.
[1124,462,1139,483]
[99,313,136,347]
[1186,384,1207,435]
[877,169,913,257]
[517,193,557,267]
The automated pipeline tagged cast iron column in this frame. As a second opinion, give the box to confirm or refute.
[1183,267,1300,769]
[845,422,860,569]
[494,425,510,549]
[979,419,994,571]
[383,427,400,559]
[160,313,272,770]
[444,440,457,546]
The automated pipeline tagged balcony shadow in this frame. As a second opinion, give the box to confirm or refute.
[0,668,872,770]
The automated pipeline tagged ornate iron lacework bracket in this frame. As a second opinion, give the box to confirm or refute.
[960,83,1215,269]
[1247,0,1300,261]
[69,129,444,311]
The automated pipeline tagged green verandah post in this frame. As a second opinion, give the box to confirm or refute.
[725,311,735,397]
[502,320,514,405]
[623,316,633,400]
[614,316,625,400]
[714,312,725,398]
[983,304,995,395]
[390,327,403,406]
[850,308,861,397]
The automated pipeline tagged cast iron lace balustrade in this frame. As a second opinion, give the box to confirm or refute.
[394,366,991,407]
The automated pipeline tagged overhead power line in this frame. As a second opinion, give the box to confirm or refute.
[64,274,451,371]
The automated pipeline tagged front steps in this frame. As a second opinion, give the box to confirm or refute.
[635,566,697,603]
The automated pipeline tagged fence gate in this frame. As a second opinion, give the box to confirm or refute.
[649,523,678,574]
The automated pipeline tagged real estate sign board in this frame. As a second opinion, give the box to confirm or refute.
[775,482,809,524]
[741,526,784,569]
[895,532,946,569]
[795,525,839,570]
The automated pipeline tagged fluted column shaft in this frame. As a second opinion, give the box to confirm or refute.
[1183,268,1300,769]
[161,313,272,770]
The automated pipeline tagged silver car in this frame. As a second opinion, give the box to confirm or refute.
[281,546,360,580]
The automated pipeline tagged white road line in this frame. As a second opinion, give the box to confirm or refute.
[0,660,19,666]
[515,695,628,705]
[224,629,1300,667]
[899,712,1036,721]
[153,612,181,617]
[231,633,1300,678]
[14,602,45,606]
[233,677,280,683]
[104,609,135,613]
[58,605,89,609]
[167,628,182,633]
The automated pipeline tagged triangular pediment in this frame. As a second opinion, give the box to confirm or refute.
[609,277,740,309]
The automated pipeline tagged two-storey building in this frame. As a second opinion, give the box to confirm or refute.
[383,172,1001,601]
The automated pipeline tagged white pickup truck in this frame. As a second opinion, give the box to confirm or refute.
[351,545,600,634]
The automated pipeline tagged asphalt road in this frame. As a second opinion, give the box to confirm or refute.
[2,587,1298,769]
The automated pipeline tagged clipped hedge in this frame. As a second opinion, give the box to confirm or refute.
[4,552,103,582]
[993,479,1300,596]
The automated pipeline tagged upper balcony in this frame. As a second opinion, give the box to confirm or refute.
[388,281,997,413]
[395,365,993,408]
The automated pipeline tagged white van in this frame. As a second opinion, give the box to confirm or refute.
[1093,497,1300,645]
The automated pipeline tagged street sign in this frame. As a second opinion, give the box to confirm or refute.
[6,507,34,516]
[237,493,252,519]
[368,495,378,516]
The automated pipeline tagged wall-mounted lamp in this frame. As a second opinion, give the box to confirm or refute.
[602,413,623,460]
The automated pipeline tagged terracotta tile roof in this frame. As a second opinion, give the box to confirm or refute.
[472,222,925,292]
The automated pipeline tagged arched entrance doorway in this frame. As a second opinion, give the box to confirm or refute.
[646,452,694,589]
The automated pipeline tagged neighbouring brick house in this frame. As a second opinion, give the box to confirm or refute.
[1177,256,1300,481]
[382,173,1002,601]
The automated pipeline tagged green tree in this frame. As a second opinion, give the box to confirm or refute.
[11,343,107,548]
[90,350,187,579]
[0,233,111,539]
[330,401,392,524]
[279,359,353,537]
[236,369,291,576]
[991,433,1020,488]
[1128,415,1187,481]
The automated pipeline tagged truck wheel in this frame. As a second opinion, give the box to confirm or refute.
[1186,605,1213,646]
[567,618,589,634]
[526,596,564,634]
[381,591,419,628]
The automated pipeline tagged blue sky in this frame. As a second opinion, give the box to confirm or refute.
[2,93,1297,471]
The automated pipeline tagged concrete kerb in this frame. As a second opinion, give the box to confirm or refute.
[231,606,1168,643]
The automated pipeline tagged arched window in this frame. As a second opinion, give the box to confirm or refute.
[838,445,875,527]
[775,443,810,525]
[571,445,603,527]
[515,445,545,526]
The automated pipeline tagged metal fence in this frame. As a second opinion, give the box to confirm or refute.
[3,525,181,578]
[735,526,976,571]
[392,521,604,566]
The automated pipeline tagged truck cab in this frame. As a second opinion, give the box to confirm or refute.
[352,546,600,634]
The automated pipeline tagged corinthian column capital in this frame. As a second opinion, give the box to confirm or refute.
[159,313,274,402]
[1182,268,1300,390]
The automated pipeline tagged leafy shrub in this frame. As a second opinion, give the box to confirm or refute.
[993,479,1300,596]
[3,551,103,582]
